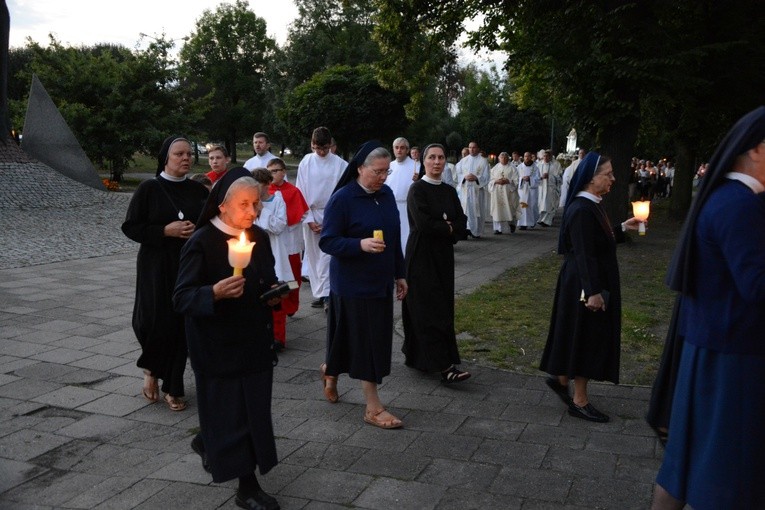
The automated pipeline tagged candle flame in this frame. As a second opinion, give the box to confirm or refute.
[238,231,247,246]
[631,201,651,221]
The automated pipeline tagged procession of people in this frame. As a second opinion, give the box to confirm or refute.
[114,110,765,510]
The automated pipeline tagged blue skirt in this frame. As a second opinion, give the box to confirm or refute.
[656,342,765,509]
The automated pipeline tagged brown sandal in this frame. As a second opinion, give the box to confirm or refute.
[320,363,338,403]
[142,370,159,403]
[363,408,402,429]
[163,394,187,412]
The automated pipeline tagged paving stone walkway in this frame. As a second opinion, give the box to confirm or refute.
[0,176,663,509]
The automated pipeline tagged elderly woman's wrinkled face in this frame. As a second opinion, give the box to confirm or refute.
[358,157,391,191]
[423,146,446,178]
[166,141,193,177]
[219,186,261,229]
[589,161,615,196]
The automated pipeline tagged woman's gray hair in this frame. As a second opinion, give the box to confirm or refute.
[221,176,259,204]
[363,147,391,166]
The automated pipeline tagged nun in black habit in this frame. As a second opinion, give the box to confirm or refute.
[402,143,471,383]
[539,152,640,423]
[122,135,208,410]
[173,167,281,510]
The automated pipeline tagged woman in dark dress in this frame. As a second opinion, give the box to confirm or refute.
[319,141,408,429]
[540,153,640,422]
[173,167,281,510]
[122,135,208,410]
[402,144,471,383]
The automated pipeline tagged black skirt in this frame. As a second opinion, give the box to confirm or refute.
[195,369,277,483]
[325,292,393,384]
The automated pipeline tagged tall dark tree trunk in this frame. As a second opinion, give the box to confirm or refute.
[600,116,640,224]
[669,139,694,219]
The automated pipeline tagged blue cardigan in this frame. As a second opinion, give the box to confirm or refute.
[682,180,765,355]
[320,181,405,298]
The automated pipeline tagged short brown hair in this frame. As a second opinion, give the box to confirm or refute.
[267,157,287,170]
[311,127,332,147]
[250,168,273,185]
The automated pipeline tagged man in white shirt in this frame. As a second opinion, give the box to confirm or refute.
[385,137,417,250]
[560,148,586,207]
[243,132,277,171]
[517,151,541,230]
[295,127,347,310]
[537,150,563,227]
[454,141,491,238]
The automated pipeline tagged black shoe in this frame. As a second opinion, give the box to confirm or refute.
[568,402,609,423]
[301,275,310,283]
[273,341,285,353]
[544,376,571,406]
[190,434,211,473]
[465,229,474,239]
[236,489,280,510]
[509,223,516,233]
[519,226,527,231]
[310,298,323,308]
[441,365,471,384]
[494,230,502,235]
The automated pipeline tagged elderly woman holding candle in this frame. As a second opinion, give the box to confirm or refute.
[173,167,282,510]
[540,152,640,423]
[319,141,408,429]
[122,135,208,411]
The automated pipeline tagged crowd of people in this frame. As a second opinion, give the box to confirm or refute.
[120,107,765,509]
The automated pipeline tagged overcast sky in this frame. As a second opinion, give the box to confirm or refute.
[7,0,299,49]
[7,0,503,68]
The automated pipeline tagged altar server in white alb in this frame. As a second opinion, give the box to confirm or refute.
[487,152,519,234]
[385,137,417,250]
[560,149,586,207]
[454,141,490,238]
[516,151,541,230]
[537,150,563,227]
[295,127,347,311]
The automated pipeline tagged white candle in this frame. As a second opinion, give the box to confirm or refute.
[631,201,651,236]
[227,231,255,276]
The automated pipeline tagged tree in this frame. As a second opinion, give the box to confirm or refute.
[281,0,380,89]
[279,64,407,157]
[179,0,277,162]
[375,0,765,220]
[455,66,551,156]
[10,36,184,179]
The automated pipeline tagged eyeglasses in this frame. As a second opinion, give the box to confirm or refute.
[368,167,392,177]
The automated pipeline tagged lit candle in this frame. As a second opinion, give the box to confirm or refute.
[227,231,255,276]
[631,200,651,236]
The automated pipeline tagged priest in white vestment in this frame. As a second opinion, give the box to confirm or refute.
[560,149,586,207]
[516,152,541,229]
[295,128,347,308]
[244,132,278,172]
[537,150,563,226]
[385,137,417,250]
[454,141,490,238]
[487,152,519,234]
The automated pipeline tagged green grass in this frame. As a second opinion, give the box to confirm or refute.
[455,200,682,385]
